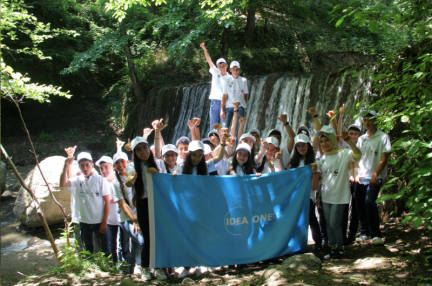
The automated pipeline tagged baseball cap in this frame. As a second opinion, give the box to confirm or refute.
[162,144,177,156]
[176,136,190,147]
[230,61,240,69]
[189,140,204,152]
[236,143,252,154]
[297,125,310,137]
[95,156,113,167]
[150,145,155,150]
[204,144,212,155]
[347,124,361,132]
[316,126,336,138]
[208,130,220,139]
[113,152,128,164]
[77,152,92,162]
[249,128,261,137]
[265,137,280,148]
[240,133,256,143]
[201,138,215,149]
[294,134,310,145]
[268,128,282,137]
[131,137,148,150]
[361,110,378,118]
[216,58,227,65]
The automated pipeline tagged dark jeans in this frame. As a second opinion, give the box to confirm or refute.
[322,203,347,247]
[80,222,109,255]
[119,220,145,274]
[318,206,328,242]
[136,198,150,268]
[223,106,245,134]
[341,185,359,240]
[355,180,382,238]
[107,224,119,264]
[309,199,321,246]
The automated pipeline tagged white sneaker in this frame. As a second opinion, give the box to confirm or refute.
[154,268,167,280]
[140,267,152,280]
[178,268,189,279]
[373,237,384,245]
[356,235,368,242]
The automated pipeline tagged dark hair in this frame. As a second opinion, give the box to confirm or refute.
[176,139,189,147]
[227,150,255,175]
[182,151,207,175]
[132,147,159,204]
[115,170,131,207]
[289,142,315,168]
[203,141,215,149]
[78,159,93,164]
[255,156,267,172]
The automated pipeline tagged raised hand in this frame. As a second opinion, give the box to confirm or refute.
[193,117,201,127]
[221,127,228,134]
[200,42,205,49]
[151,119,160,130]
[275,151,282,160]
[64,146,77,158]
[125,172,137,185]
[187,120,196,130]
[337,130,350,139]
[339,103,346,114]
[155,118,166,130]
[276,114,288,124]
[221,132,231,144]
[116,138,125,150]
[226,137,236,148]
[213,122,222,131]
[124,138,132,152]
[239,116,248,125]
[267,159,274,169]
[326,110,336,118]
[261,138,269,150]
[64,157,74,168]
[306,107,318,116]
[143,128,154,138]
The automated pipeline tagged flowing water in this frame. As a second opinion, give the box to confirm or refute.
[165,69,372,144]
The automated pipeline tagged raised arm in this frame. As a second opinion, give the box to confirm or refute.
[200,42,215,68]
[59,157,74,187]
[338,131,361,155]
[187,120,198,141]
[64,146,76,179]
[277,114,296,153]
[153,119,165,159]
[237,116,248,140]
[255,139,269,165]
[337,104,346,144]
[213,132,229,164]
[230,102,241,137]
[143,128,154,140]
[193,118,201,140]
[306,107,321,152]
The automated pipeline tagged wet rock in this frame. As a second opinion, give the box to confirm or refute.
[281,252,322,271]
[1,161,6,194]
[182,277,195,284]
[13,156,76,227]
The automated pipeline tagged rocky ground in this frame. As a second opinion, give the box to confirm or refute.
[2,166,432,286]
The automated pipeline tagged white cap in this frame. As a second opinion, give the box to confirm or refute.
[113,152,128,164]
[348,124,361,132]
[294,134,310,145]
[268,128,282,137]
[77,152,92,162]
[162,144,177,156]
[249,128,260,137]
[189,140,204,152]
[176,136,190,147]
[204,144,212,155]
[131,137,148,150]
[150,145,155,150]
[230,61,240,69]
[216,58,227,65]
[240,133,256,142]
[297,125,310,137]
[361,110,378,118]
[265,137,279,148]
[236,143,251,154]
[316,126,336,138]
[95,156,113,167]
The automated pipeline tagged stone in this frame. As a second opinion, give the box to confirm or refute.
[281,253,322,271]
[1,161,6,194]
[13,156,78,227]
[260,265,290,285]
[182,277,195,284]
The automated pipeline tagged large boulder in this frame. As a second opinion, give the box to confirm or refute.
[281,252,322,271]
[1,161,6,194]
[13,156,79,227]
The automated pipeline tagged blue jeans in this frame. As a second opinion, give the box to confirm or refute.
[355,180,382,238]
[80,222,109,255]
[119,221,145,274]
[223,106,245,134]
[322,203,347,247]
[107,225,119,263]
[210,99,223,128]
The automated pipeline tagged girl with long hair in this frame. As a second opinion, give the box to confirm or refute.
[227,143,260,176]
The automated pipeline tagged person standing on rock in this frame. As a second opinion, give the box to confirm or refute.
[221,61,248,134]
[200,42,230,128]
[60,152,111,256]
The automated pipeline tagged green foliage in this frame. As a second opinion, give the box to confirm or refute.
[61,128,80,141]
[38,131,56,142]
[51,223,127,274]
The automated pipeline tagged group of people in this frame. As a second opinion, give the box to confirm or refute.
[58,46,391,281]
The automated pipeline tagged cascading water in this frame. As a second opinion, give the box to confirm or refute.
[162,69,372,145]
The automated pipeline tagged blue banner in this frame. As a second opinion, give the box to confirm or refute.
[147,166,312,268]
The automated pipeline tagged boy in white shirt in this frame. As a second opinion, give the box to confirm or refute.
[200,42,230,127]
[221,61,248,133]
[355,110,391,245]
[60,152,111,255]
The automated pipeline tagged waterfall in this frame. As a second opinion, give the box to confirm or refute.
[159,69,372,145]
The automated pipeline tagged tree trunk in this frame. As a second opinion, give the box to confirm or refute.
[221,26,230,59]
[245,1,257,47]
[123,41,144,100]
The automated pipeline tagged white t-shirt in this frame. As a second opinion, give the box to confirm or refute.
[126,162,148,199]
[156,159,167,174]
[338,140,350,149]
[106,180,120,226]
[223,76,248,108]
[357,129,391,180]
[176,157,185,165]
[111,175,136,223]
[262,158,282,173]
[281,145,291,170]
[67,171,110,224]
[209,66,230,100]
[317,149,361,204]
[175,158,215,175]
[216,158,230,175]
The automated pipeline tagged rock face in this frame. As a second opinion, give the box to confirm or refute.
[13,156,75,227]
[1,161,6,194]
